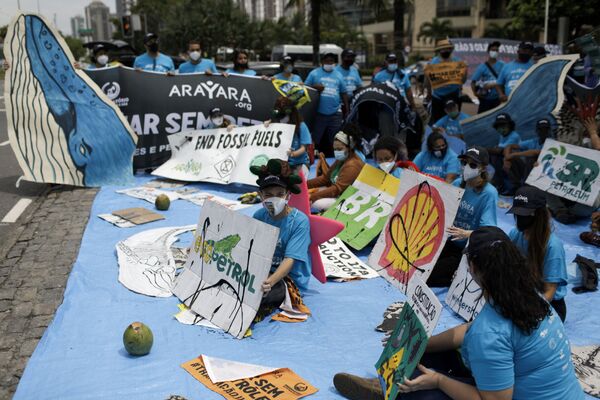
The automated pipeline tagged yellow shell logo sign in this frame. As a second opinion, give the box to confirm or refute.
[379,182,445,286]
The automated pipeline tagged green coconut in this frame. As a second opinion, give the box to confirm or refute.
[123,322,154,356]
[155,194,170,211]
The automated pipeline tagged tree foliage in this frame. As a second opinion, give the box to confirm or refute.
[417,18,454,43]
[63,36,86,60]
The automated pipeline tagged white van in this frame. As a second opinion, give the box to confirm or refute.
[271,44,343,63]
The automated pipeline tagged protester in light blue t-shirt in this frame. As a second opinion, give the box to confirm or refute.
[335,49,363,98]
[251,159,312,305]
[372,135,409,179]
[413,132,460,183]
[427,146,497,287]
[225,49,257,76]
[272,55,303,82]
[487,112,521,194]
[333,226,584,400]
[507,186,569,321]
[177,40,218,74]
[133,33,175,73]
[305,52,348,155]
[496,41,534,100]
[432,99,469,139]
[372,53,414,106]
[470,41,505,113]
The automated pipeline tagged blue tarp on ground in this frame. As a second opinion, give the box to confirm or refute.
[14,172,600,399]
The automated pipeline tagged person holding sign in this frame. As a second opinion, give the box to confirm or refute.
[334,227,583,400]
[225,49,257,76]
[425,39,467,124]
[427,147,498,287]
[373,136,411,179]
[206,107,235,130]
[133,33,175,73]
[412,133,460,183]
[470,41,504,113]
[178,40,218,74]
[251,159,311,310]
[86,44,119,70]
[307,128,364,211]
[495,41,534,102]
[273,56,303,83]
[507,186,569,321]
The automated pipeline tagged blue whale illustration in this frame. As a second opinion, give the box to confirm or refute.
[23,15,135,186]
[461,56,577,149]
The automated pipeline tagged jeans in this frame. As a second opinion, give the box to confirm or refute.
[477,97,500,114]
[312,111,343,157]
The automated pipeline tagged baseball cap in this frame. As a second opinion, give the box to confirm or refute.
[444,99,457,109]
[321,52,337,60]
[143,32,158,44]
[282,55,294,64]
[209,107,223,117]
[493,113,513,127]
[507,186,547,216]
[342,49,356,58]
[458,146,489,165]
[257,174,288,190]
[385,53,398,61]
[536,118,551,128]
[92,44,107,54]
[519,41,534,50]
[533,46,548,56]
[463,226,511,257]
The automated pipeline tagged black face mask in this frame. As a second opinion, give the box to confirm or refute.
[440,50,452,59]
[516,215,535,231]
[235,62,248,69]
[518,52,531,62]
[537,129,550,143]
[148,43,159,52]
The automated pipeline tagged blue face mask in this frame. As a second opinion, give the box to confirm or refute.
[334,150,348,161]
[387,63,398,72]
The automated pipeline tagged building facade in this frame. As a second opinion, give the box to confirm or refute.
[85,1,112,41]
[236,0,307,21]
[70,15,85,39]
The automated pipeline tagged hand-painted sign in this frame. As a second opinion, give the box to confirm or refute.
[319,237,379,281]
[445,255,485,322]
[424,61,467,90]
[172,201,279,339]
[405,277,442,336]
[4,13,137,187]
[375,303,428,400]
[152,123,294,186]
[322,164,400,250]
[526,139,600,206]
[571,345,600,398]
[369,169,463,293]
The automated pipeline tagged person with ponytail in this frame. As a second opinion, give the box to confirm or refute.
[307,124,364,211]
[333,227,584,400]
[427,146,498,287]
[507,186,569,321]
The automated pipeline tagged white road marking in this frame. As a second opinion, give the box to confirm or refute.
[2,198,33,223]
[0,140,10,146]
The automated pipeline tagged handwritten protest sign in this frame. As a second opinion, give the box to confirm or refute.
[319,237,379,281]
[323,164,400,250]
[445,255,485,322]
[424,61,467,90]
[526,139,600,206]
[405,277,442,336]
[369,170,463,293]
[152,123,294,186]
[172,201,279,339]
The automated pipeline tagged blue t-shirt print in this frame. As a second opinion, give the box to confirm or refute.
[471,61,505,99]
[335,65,363,96]
[305,67,347,115]
[178,59,218,74]
[373,69,411,95]
[496,59,534,96]
[133,53,175,72]
[497,130,521,148]
[413,149,461,179]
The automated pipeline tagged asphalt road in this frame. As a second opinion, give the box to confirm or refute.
[0,85,47,242]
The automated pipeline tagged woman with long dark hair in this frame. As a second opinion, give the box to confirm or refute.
[507,186,569,321]
[412,132,460,183]
[334,227,584,400]
[225,49,256,76]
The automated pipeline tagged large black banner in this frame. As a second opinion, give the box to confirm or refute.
[86,66,320,169]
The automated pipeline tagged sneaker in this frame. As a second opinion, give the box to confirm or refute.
[580,232,600,248]
[333,373,383,400]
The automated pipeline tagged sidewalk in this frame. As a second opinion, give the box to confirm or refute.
[0,186,98,398]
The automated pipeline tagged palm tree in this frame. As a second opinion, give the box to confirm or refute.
[286,0,335,65]
[484,22,522,40]
[417,17,454,44]
[393,0,404,55]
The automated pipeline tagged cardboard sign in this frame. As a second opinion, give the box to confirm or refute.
[405,277,442,336]
[116,187,181,203]
[526,139,600,206]
[152,123,294,186]
[445,255,485,322]
[319,237,379,281]
[375,303,428,400]
[97,213,136,228]
[172,201,279,339]
[369,170,463,293]
[323,164,400,250]
[182,356,318,400]
[4,13,137,187]
[180,191,252,211]
[424,61,467,90]
[111,207,165,225]
[572,345,600,397]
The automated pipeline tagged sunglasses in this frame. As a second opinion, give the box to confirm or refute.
[460,160,479,169]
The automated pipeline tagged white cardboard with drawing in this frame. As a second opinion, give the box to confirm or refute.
[445,255,486,322]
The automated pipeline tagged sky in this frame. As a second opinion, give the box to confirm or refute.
[0,0,115,35]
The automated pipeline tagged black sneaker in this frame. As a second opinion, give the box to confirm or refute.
[333,373,383,400]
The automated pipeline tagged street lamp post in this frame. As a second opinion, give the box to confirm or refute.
[544,0,549,43]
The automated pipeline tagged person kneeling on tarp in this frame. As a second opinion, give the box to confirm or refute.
[307,128,365,212]
[251,159,312,319]
[333,227,584,400]
[427,146,498,287]
[507,186,569,322]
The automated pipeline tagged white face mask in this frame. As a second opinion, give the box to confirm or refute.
[189,51,201,61]
[280,115,290,124]
[433,150,443,158]
[489,50,498,59]
[284,65,294,73]
[262,196,288,216]
[211,117,224,126]
[97,55,109,65]
[334,150,348,161]
[378,161,395,173]
[463,165,480,181]
[323,64,334,72]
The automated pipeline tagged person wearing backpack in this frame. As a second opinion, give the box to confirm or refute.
[470,41,504,113]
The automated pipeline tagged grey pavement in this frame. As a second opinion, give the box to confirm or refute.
[0,185,98,399]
